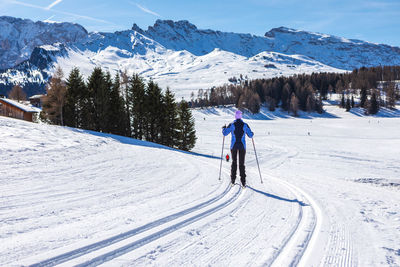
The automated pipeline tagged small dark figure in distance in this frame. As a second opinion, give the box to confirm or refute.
[222,110,254,187]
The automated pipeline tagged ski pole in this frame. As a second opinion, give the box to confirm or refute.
[218,135,225,181]
[252,138,263,184]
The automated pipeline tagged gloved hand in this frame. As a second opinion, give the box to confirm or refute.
[222,125,226,130]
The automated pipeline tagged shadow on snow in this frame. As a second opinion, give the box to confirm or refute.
[349,107,400,118]
[247,186,308,206]
[68,128,220,160]
[195,106,339,120]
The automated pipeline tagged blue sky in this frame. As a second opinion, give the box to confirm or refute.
[1,0,400,46]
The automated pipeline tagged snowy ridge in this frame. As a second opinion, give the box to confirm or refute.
[0,16,88,69]
[139,20,400,69]
[2,17,400,98]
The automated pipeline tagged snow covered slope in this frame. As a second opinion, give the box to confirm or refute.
[1,104,400,266]
[2,18,400,98]
[0,16,88,69]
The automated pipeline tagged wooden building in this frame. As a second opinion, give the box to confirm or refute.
[29,94,46,108]
[0,97,41,122]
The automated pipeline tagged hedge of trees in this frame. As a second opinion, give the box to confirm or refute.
[192,65,400,115]
[41,67,197,151]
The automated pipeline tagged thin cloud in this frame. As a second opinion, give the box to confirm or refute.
[45,0,63,10]
[44,14,56,22]
[135,3,160,17]
[10,0,111,24]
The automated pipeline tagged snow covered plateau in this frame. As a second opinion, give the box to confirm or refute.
[1,104,400,266]
[2,17,400,98]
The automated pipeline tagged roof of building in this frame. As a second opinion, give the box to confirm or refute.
[0,98,41,113]
[29,94,46,100]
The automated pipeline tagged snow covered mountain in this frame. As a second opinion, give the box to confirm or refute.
[138,20,400,70]
[0,16,88,70]
[1,17,400,98]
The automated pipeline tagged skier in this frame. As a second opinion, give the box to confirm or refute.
[222,110,254,187]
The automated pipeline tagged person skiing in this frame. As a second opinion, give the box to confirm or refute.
[222,110,254,187]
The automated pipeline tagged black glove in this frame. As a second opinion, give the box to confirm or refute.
[222,125,227,129]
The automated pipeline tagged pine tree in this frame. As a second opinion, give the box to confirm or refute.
[8,84,26,101]
[178,100,197,151]
[340,92,345,108]
[360,87,368,108]
[144,80,164,142]
[368,90,379,114]
[130,74,146,139]
[120,70,131,136]
[64,67,85,128]
[102,71,113,132]
[108,73,126,135]
[82,68,99,130]
[345,97,351,112]
[86,67,109,131]
[162,88,179,147]
[42,67,67,125]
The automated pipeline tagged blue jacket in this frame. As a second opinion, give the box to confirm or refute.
[222,119,254,150]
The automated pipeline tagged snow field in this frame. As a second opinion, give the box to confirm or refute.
[1,103,400,266]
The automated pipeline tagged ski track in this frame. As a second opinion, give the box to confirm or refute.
[25,162,236,266]
[260,141,357,267]
[73,186,243,266]
[245,142,325,266]
[323,223,355,267]
[120,149,322,267]
[135,185,264,266]
[225,142,320,266]
[119,154,323,266]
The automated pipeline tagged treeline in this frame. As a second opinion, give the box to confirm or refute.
[41,67,197,151]
[192,66,400,115]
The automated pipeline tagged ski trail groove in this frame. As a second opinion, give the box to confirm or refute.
[28,185,232,267]
[323,223,355,267]
[75,186,242,267]
[264,174,322,267]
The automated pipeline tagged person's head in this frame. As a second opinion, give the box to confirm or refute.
[235,110,242,120]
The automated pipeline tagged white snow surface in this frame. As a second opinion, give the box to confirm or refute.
[1,105,400,266]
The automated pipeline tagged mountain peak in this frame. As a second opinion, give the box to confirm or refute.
[131,23,144,34]
[151,19,198,31]
[0,16,31,24]
[265,26,300,37]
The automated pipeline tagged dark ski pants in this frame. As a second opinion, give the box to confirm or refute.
[231,149,246,185]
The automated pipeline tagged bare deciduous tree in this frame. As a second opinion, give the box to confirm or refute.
[42,67,67,125]
[8,84,26,102]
